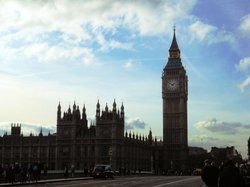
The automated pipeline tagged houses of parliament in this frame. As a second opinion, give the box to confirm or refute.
[0,30,188,172]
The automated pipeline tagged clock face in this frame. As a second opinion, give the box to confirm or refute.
[167,79,179,91]
[170,51,180,58]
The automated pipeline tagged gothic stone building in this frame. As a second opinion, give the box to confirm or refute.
[0,124,57,169]
[56,100,156,171]
[0,101,157,171]
[0,30,188,172]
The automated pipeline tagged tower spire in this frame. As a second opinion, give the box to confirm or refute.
[165,27,182,68]
[169,26,179,52]
[57,101,61,121]
[96,99,100,118]
[113,99,117,113]
[82,104,86,119]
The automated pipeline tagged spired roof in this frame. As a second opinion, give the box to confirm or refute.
[165,29,182,70]
[169,28,179,51]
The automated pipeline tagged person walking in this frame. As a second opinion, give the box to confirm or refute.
[201,159,219,187]
[218,160,245,187]
[64,166,68,177]
[70,165,75,177]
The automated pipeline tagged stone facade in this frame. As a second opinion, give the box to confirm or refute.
[0,124,56,169]
[0,101,159,171]
[162,30,188,170]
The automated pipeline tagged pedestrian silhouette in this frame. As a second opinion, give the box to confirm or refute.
[201,159,219,187]
[218,160,244,187]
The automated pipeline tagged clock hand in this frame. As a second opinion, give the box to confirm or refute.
[167,81,174,85]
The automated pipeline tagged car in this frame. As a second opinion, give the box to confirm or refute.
[192,168,202,175]
[92,164,114,179]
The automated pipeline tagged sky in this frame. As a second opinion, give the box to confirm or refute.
[0,0,250,158]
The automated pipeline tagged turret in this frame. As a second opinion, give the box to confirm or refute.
[57,102,61,121]
[68,105,71,114]
[96,100,100,118]
[105,103,108,112]
[148,128,152,145]
[121,102,124,119]
[112,99,117,113]
[82,104,86,120]
[76,105,81,119]
[39,128,43,136]
[73,101,76,111]
[11,123,21,136]
[72,101,77,121]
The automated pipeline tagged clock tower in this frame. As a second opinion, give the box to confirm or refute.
[162,29,188,170]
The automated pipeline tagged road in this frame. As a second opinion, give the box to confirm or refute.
[20,176,205,187]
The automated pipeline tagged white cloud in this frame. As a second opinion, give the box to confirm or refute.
[125,117,147,130]
[192,119,250,158]
[236,57,250,92]
[0,0,198,61]
[239,14,250,36]
[238,76,250,92]
[188,21,234,44]
[0,122,56,136]
[96,33,133,52]
[235,57,250,72]
[123,59,135,69]
[194,118,249,134]
[120,0,196,36]
[189,21,216,41]
[23,43,83,62]
[0,40,98,65]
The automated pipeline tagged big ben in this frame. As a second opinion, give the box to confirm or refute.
[162,29,188,170]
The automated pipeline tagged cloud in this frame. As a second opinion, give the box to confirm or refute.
[125,117,146,130]
[95,33,134,52]
[0,0,198,63]
[235,57,250,72]
[189,21,216,41]
[239,14,250,36]
[189,134,234,151]
[238,76,250,92]
[244,125,250,129]
[23,43,83,61]
[0,122,56,136]
[122,59,135,69]
[235,57,250,91]
[189,134,220,143]
[188,21,234,44]
[194,118,248,134]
